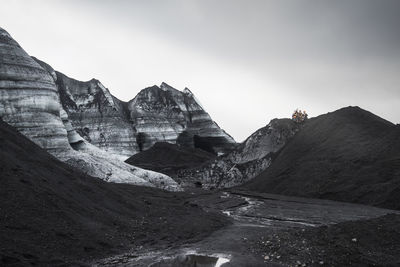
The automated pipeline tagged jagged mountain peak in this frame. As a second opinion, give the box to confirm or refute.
[159,82,195,97]
[0,28,181,190]
[127,82,235,153]
[183,87,193,95]
[160,82,178,92]
[0,26,235,172]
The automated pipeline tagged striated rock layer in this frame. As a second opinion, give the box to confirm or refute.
[129,82,236,154]
[176,119,299,188]
[0,28,70,154]
[47,69,236,159]
[0,27,180,191]
[55,71,138,160]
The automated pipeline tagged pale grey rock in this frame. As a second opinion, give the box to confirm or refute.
[227,119,298,163]
[0,28,70,154]
[66,141,181,191]
[48,71,236,158]
[176,119,299,188]
[129,82,236,154]
[55,71,138,160]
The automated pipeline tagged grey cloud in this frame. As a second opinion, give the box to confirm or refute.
[2,0,399,140]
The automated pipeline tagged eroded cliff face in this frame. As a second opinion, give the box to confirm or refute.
[176,119,299,188]
[129,82,236,154]
[48,70,236,159]
[0,29,70,154]
[55,71,138,160]
[0,27,180,191]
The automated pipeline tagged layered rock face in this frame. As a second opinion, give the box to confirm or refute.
[55,71,138,160]
[49,72,236,159]
[176,119,299,188]
[0,27,180,191]
[128,82,236,154]
[0,28,70,154]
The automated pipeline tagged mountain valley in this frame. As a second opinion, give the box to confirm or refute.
[1,25,400,267]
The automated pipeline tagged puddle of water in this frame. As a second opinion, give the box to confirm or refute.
[220,192,230,199]
[149,254,230,267]
[222,210,232,216]
[215,256,230,267]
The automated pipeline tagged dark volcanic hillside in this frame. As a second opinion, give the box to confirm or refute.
[0,119,227,266]
[246,106,400,210]
[175,119,299,189]
[125,142,215,176]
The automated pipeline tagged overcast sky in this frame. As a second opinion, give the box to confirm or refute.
[2,0,399,141]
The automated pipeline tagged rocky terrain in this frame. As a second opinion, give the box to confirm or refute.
[2,25,400,267]
[0,119,227,266]
[250,213,400,266]
[125,142,215,176]
[4,116,398,266]
[245,106,400,210]
[94,189,399,266]
[175,119,299,189]
[0,27,179,190]
[34,59,236,160]
[54,68,139,161]
[0,28,71,154]
[129,83,236,154]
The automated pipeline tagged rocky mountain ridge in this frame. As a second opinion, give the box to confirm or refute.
[41,66,236,160]
[0,27,179,191]
[0,26,237,190]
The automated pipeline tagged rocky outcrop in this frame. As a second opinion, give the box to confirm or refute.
[176,119,299,188]
[0,27,180,191]
[128,82,236,154]
[48,69,236,159]
[55,71,138,160]
[0,28,70,154]
[226,119,298,164]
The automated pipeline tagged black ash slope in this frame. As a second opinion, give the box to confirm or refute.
[245,106,400,210]
[125,142,215,176]
[0,120,227,266]
[251,213,400,267]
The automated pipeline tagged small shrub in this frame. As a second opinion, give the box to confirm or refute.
[292,109,308,123]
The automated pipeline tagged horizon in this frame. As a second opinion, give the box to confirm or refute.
[2,0,399,141]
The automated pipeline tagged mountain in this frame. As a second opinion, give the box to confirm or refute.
[0,26,235,190]
[129,82,236,155]
[0,119,227,266]
[35,61,236,160]
[54,69,139,161]
[125,142,215,176]
[245,107,400,210]
[175,118,299,188]
[0,27,179,190]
